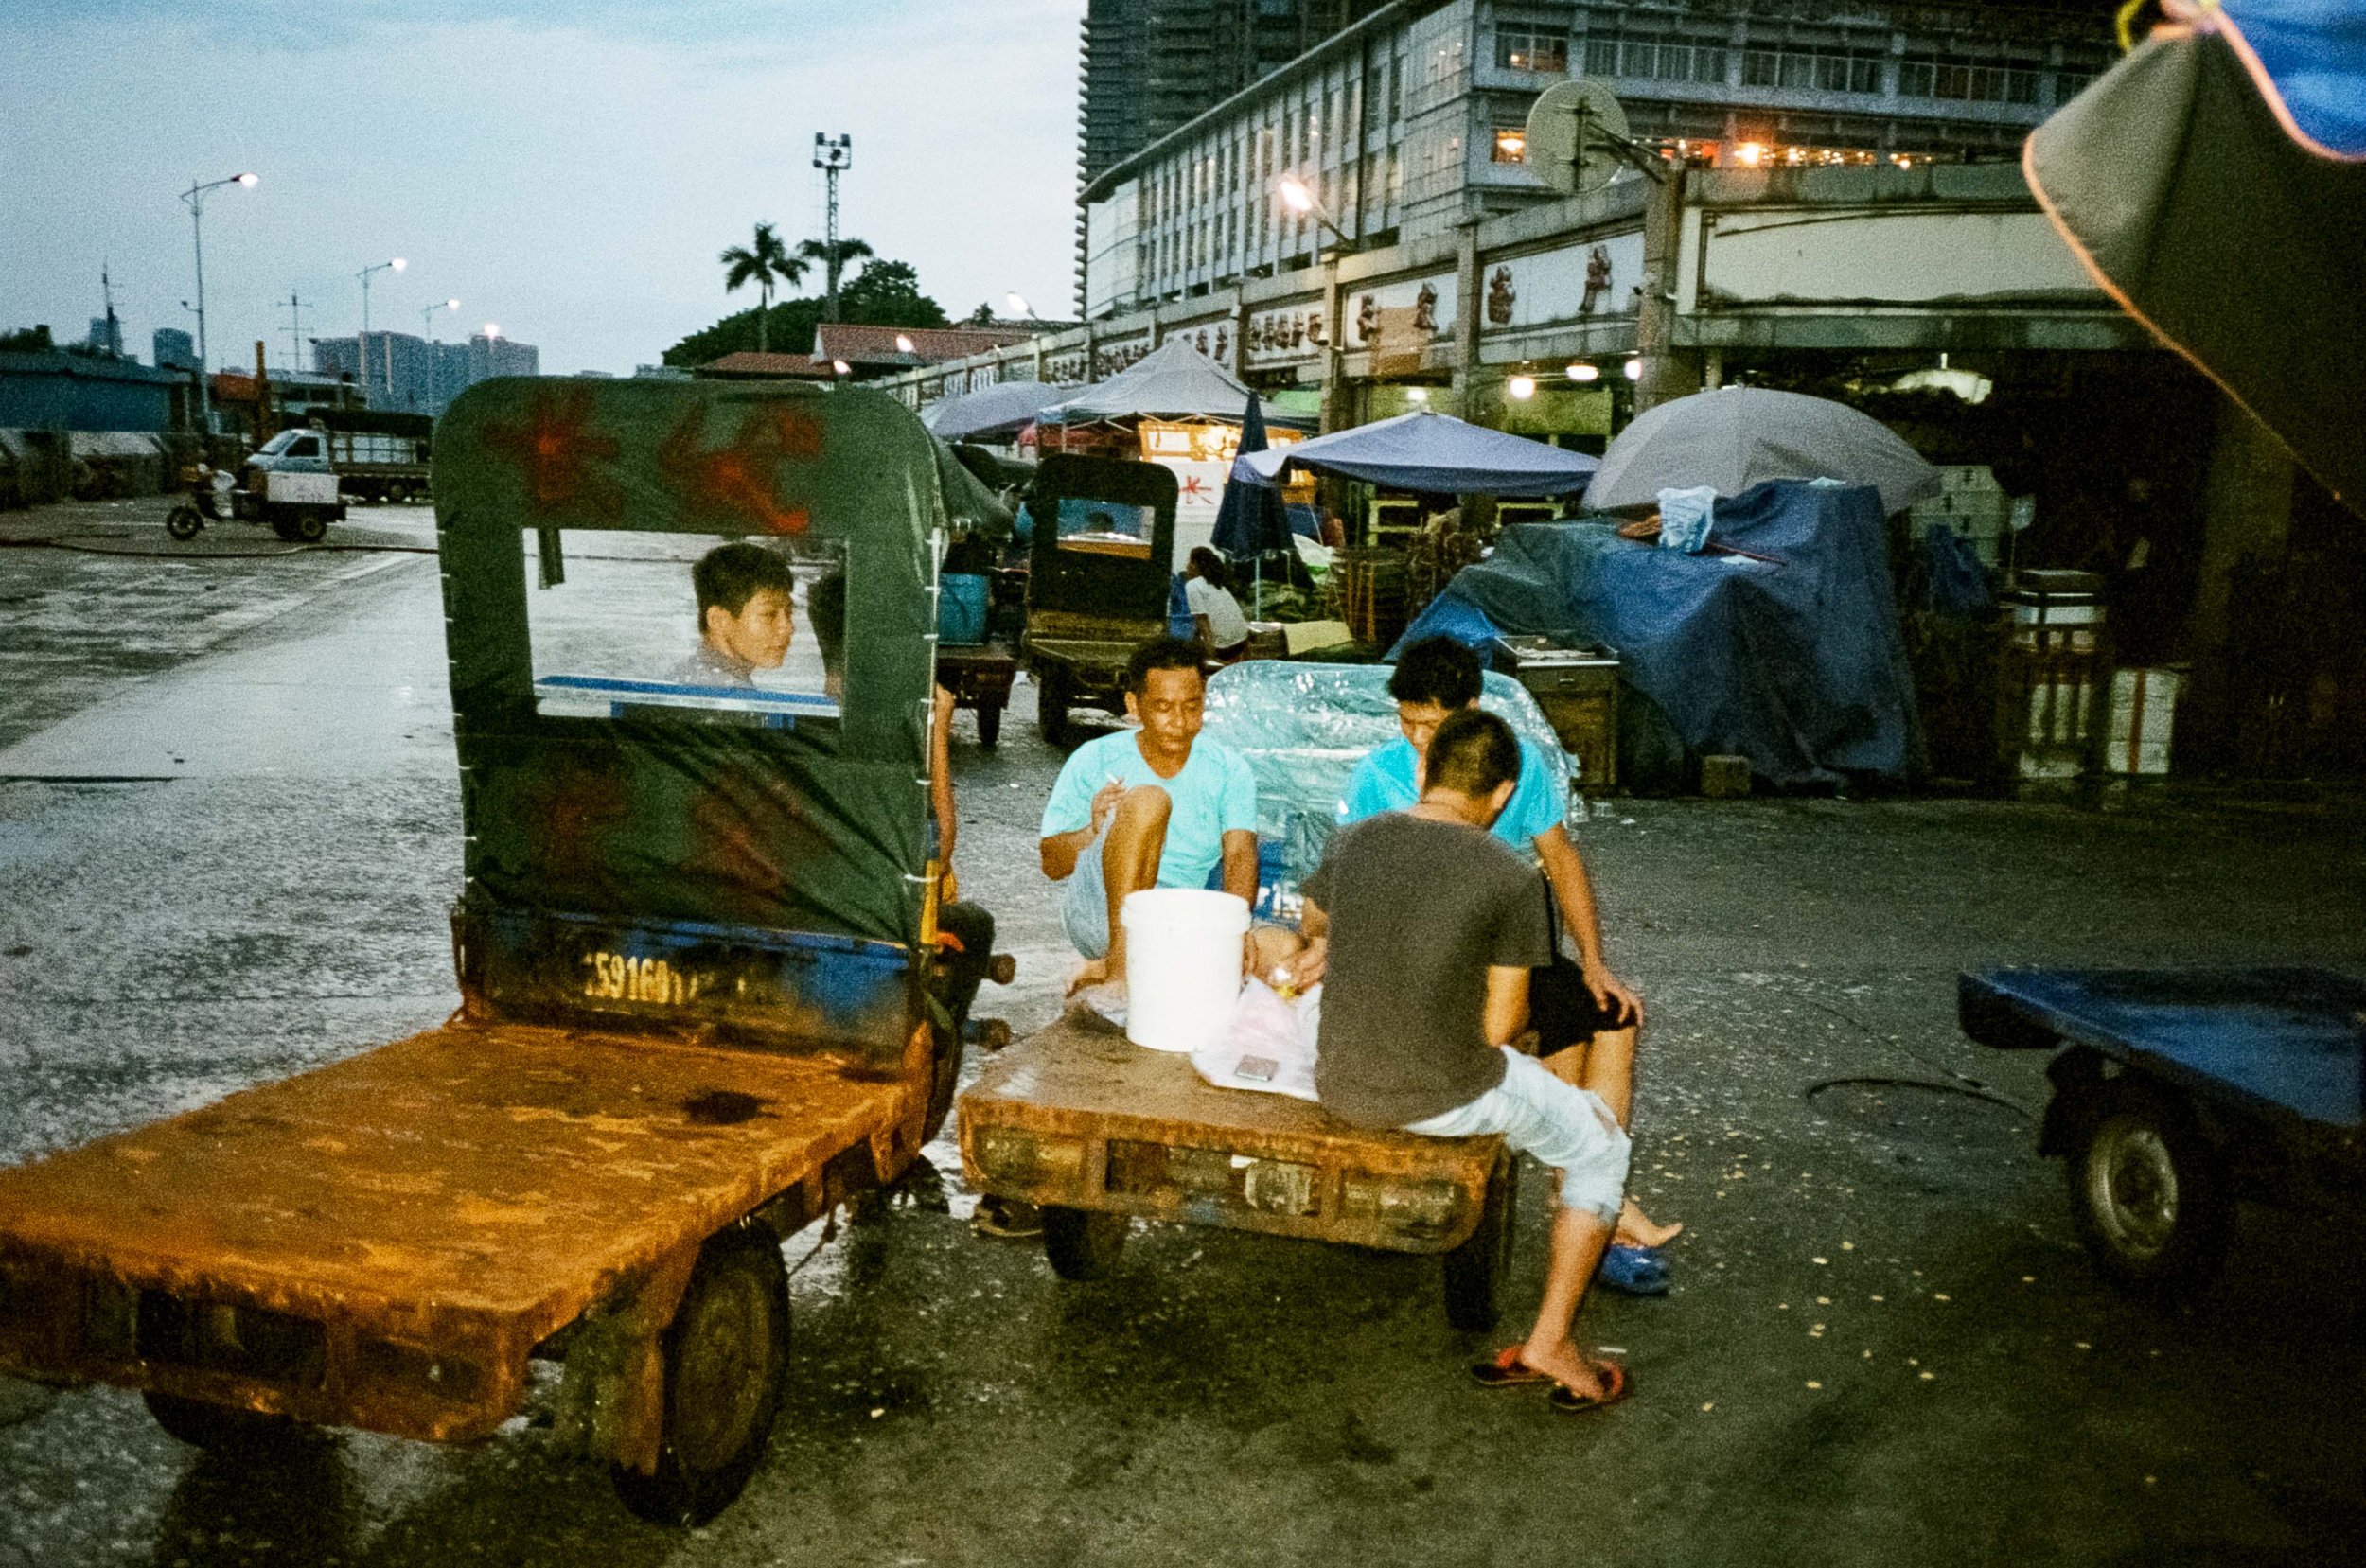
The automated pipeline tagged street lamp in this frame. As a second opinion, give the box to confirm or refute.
[180,171,257,433]
[420,297,460,339]
[356,256,405,398]
[1275,173,1351,246]
[1566,362,1600,383]
[1005,291,1037,320]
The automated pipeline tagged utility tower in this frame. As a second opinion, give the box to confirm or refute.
[280,291,311,374]
[813,132,852,324]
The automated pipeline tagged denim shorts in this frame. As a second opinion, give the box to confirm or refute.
[1403,1048,1631,1224]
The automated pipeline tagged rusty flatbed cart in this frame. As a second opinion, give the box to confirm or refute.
[935,638,1017,748]
[959,1015,1517,1329]
[0,377,1007,1525]
[1020,454,1177,745]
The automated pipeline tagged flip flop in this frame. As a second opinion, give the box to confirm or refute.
[1596,1244,1670,1296]
[1470,1345,1553,1389]
[1546,1358,1632,1415]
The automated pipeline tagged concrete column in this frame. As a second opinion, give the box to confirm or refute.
[1450,217,1484,425]
[2181,396,2296,762]
[1633,166,1703,414]
[1319,257,1347,432]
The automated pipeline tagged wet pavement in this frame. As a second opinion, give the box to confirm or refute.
[2,497,2363,1565]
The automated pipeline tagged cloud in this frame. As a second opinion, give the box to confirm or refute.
[0,1,1084,375]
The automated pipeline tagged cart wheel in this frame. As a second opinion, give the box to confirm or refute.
[272,520,303,542]
[1442,1153,1519,1331]
[291,514,328,544]
[923,1021,961,1145]
[977,699,1003,749]
[164,505,205,541]
[611,1224,791,1526]
[143,1390,301,1451]
[1041,1207,1127,1281]
[2068,1080,2232,1295]
[1036,668,1072,748]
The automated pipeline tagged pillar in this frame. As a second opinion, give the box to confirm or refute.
[2180,395,2296,764]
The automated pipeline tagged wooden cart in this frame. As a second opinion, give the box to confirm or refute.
[959,1014,1517,1330]
[0,378,1006,1526]
[1020,455,1177,745]
[935,638,1017,749]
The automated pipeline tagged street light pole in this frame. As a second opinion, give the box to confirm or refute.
[419,298,459,339]
[180,171,256,435]
[355,257,406,402]
[1277,176,1353,432]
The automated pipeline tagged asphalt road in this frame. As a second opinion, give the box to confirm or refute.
[2,496,2361,1567]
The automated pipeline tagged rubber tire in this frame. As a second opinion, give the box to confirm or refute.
[1041,1207,1128,1281]
[1441,1153,1519,1331]
[611,1225,791,1526]
[164,505,205,541]
[1036,666,1072,748]
[143,1390,301,1451]
[923,1021,960,1146]
[977,699,1003,749]
[2067,1080,2233,1295]
[291,514,328,544]
[272,520,304,542]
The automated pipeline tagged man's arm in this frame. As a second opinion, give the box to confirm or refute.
[929,685,957,870]
[1533,823,1642,1026]
[1040,781,1122,881]
[1482,964,1532,1048]
[1219,829,1258,905]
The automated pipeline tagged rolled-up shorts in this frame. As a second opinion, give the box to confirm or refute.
[1402,1048,1631,1224]
[1060,821,1114,959]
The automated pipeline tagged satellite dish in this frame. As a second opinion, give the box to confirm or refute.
[1524,78,1633,195]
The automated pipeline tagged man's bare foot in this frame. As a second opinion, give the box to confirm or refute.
[1517,1333,1612,1401]
[1615,1199,1683,1250]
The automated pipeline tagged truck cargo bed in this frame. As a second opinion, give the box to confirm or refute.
[959,1013,1500,1253]
[0,1022,912,1440]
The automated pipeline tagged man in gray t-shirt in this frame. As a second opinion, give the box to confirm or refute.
[1292,709,1635,1413]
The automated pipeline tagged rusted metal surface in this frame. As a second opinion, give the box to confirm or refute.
[958,1013,1501,1254]
[0,1021,916,1442]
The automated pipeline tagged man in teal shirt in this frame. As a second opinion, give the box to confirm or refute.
[1337,637,1675,1260]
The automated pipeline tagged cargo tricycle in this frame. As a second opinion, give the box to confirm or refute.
[0,378,1004,1524]
[1020,454,1177,746]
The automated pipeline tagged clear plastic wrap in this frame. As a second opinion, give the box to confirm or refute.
[1202,661,1573,917]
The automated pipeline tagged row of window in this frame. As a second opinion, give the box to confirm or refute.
[1504,26,2060,106]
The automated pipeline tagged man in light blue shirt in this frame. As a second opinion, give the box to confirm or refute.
[1041,638,1258,996]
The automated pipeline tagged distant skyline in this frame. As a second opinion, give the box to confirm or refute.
[1,0,1084,377]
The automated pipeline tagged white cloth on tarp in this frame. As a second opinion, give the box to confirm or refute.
[1191,978,1322,1101]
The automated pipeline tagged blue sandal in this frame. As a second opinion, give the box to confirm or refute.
[1596,1244,1670,1296]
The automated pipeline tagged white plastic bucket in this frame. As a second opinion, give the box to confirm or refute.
[1119,889,1250,1053]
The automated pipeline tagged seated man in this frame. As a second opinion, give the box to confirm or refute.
[1292,708,1633,1410]
[1339,637,1675,1257]
[1040,638,1257,1004]
[670,542,796,687]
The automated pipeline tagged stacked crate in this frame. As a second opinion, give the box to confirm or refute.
[1997,571,2109,787]
[1337,549,1408,648]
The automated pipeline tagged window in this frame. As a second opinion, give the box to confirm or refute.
[1744,47,1881,95]
[1497,27,1567,73]
[1899,55,2042,103]
[288,435,321,458]
[1591,32,1727,83]
[526,533,847,725]
[1492,126,1527,164]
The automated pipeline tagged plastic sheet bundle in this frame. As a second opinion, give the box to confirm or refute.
[1202,661,1572,912]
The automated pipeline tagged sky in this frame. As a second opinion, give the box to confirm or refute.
[1,0,1085,376]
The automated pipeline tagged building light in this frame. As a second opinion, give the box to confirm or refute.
[1407,387,1429,404]
[832,360,853,376]
[1735,142,1767,167]
[1623,358,1643,381]
[1566,362,1599,383]
[894,334,916,354]
[1508,374,1536,400]
[1494,130,1527,161]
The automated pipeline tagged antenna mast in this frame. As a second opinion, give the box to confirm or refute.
[100,261,121,356]
[813,132,853,324]
[280,291,311,374]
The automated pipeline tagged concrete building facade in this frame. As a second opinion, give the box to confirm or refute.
[312,330,539,414]
[1078,0,2115,320]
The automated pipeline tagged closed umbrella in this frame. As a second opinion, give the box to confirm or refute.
[1209,394,1296,616]
[1583,386,1940,514]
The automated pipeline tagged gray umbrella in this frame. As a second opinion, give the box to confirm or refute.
[1583,386,1940,514]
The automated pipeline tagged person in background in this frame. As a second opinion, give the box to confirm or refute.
[1039,638,1257,1013]
[1290,709,1633,1412]
[1184,546,1251,662]
[670,542,797,687]
[1338,636,1677,1273]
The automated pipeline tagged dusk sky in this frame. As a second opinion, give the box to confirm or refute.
[2,0,1085,376]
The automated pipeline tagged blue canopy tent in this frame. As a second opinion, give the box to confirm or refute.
[1232,411,1599,497]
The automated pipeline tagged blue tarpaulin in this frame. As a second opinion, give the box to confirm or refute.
[1391,481,1923,786]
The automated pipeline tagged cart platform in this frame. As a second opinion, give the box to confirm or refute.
[959,1012,1501,1253]
[0,1022,913,1442]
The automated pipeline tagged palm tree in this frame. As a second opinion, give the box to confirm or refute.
[795,237,874,323]
[719,221,805,353]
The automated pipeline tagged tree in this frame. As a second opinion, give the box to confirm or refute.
[796,237,874,322]
[718,222,806,354]
[838,260,947,329]
[963,302,998,326]
[661,253,951,366]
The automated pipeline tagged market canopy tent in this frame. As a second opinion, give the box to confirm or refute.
[923,380,1077,443]
[1233,410,1599,498]
[2025,0,2366,513]
[1582,387,1940,515]
[1040,338,1260,424]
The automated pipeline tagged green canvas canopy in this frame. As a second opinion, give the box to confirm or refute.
[434,378,962,951]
